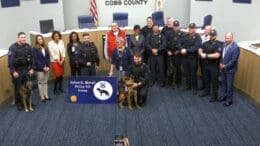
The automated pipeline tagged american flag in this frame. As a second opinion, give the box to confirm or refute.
[90,0,98,26]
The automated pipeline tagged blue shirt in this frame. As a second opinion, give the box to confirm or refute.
[111,47,133,71]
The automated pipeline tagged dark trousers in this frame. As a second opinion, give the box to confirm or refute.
[70,62,81,76]
[172,54,182,85]
[137,85,148,105]
[81,64,96,76]
[199,58,205,88]
[221,72,235,102]
[182,56,198,89]
[54,76,64,91]
[12,69,28,105]
[203,63,219,97]
[150,55,165,83]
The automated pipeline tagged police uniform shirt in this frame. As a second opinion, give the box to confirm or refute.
[181,33,202,54]
[202,40,221,63]
[80,42,100,66]
[141,26,153,38]
[8,42,33,73]
[166,30,184,51]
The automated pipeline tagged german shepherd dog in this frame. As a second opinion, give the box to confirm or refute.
[19,77,34,112]
[96,88,110,96]
[166,58,176,88]
[118,76,140,110]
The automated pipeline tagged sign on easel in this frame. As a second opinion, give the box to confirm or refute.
[68,76,117,104]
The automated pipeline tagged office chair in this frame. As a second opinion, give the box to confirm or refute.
[198,14,213,29]
[152,11,165,26]
[113,12,128,27]
[39,19,54,34]
[78,15,94,29]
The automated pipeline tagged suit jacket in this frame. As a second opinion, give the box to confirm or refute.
[33,47,50,72]
[128,34,145,55]
[221,42,240,73]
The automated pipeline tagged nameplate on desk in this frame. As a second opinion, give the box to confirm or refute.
[68,76,117,104]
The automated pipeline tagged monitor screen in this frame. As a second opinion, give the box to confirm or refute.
[39,19,54,34]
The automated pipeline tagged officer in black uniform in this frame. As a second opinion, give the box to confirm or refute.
[165,20,184,87]
[79,33,100,76]
[126,53,150,107]
[8,32,34,111]
[146,24,166,87]
[141,16,154,64]
[180,23,202,95]
[198,29,221,102]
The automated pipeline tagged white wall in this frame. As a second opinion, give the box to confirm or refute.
[63,0,191,29]
[0,0,64,49]
[190,0,260,42]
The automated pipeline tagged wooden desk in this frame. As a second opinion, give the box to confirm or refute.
[234,48,260,105]
[30,27,134,80]
[0,54,14,105]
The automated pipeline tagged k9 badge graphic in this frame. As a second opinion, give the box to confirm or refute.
[93,81,113,101]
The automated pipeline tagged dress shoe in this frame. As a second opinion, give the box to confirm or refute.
[160,82,165,87]
[45,98,52,101]
[209,97,218,102]
[16,104,23,111]
[149,81,155,87]
[41,99,46,103]
[54,90,60,96]
[223,101,233,107]
[198,86,204,91]
[59,89,65,93]
[217,97,227,102]
[199,92,209,97]
[183,86,191,91]
[192,89,197,95]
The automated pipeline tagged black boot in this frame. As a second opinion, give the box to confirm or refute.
[54,77,60,95]
[59,76,65,93]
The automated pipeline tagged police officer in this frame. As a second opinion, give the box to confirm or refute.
[8,32,34,111]
[141,16,154,64]
[165,20,184,87]
[180,23,202,95]
[126,53,150,107]
[146,24,166,87]
[198,29,221,102]
[161,17,174,38]
[199,25,212,90]
[79,33,100,76]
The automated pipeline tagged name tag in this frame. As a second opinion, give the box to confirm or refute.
[119,66,123,71]
[72,46,75,52]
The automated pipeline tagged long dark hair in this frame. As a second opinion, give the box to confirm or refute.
[69,31,80,44]
[34,34,47,51]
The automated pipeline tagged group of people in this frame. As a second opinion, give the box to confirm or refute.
[105,17,240,108]
[8,31,100,111]
[8,16,240,111]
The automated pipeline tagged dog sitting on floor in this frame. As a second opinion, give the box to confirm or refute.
[118,76,140,110]
[19,77,34,112]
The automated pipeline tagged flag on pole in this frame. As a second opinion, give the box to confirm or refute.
[155,0,163,11]
[90,0,98,26]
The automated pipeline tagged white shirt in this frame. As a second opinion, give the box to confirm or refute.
[201,34,210,44]
[48,40,66,62]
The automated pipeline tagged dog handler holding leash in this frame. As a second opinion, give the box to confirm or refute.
[8,32,34,111]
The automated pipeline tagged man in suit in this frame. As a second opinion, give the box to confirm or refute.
[219,32,240,107]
